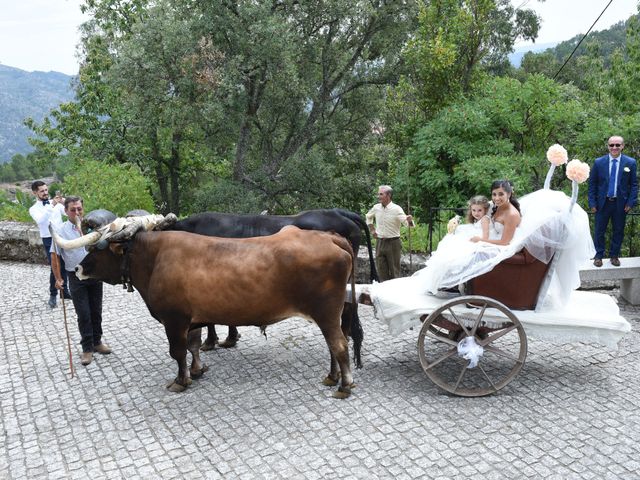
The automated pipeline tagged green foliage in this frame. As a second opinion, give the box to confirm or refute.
[384,0,540,158]
[61,160,155,216]
[400,222,429,254]
[399,74,586,213]
[0,152,58,182]
[0,190,32,222]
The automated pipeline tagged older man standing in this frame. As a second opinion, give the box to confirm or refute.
[29,180,71,307]
[366,185,412,281]
[51,196,111,366]
[588,135,638,267]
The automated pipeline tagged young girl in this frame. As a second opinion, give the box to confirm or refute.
[466,195,491,240]
[450,195,492,240]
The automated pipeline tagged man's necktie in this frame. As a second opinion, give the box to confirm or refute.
[42,199,50,205]
[608,158,618,197]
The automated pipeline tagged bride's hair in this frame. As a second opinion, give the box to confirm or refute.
[466,195,490,223]
[490,179,521,216]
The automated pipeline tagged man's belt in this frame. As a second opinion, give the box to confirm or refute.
[606,197,617,201]
[379,236,400,240]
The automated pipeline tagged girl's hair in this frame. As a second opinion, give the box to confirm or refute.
[466,195,490,223]
[490,179,521,216]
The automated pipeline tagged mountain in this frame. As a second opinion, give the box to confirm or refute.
[0,64,75,164]
[509,42,558,67]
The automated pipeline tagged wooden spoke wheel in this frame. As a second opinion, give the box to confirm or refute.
[417,295,527,397]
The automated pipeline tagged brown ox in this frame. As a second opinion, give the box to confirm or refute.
[53,222,358,397]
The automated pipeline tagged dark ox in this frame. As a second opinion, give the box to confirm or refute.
[169,208,376,352]
[67,224,359,397]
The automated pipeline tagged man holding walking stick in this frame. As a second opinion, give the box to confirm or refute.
[50,196,111,366]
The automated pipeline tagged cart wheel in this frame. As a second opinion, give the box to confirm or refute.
[417,295,527,397]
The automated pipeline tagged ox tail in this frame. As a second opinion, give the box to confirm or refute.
[349,257,363,369]
[334,233,363,369]
[335,209,379,283]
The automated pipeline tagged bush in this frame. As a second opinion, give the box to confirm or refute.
[62,161,155,216]
[400,221,429,254]
[0,190,32,222]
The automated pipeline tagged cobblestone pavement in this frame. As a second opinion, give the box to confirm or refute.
[1,261,639,479]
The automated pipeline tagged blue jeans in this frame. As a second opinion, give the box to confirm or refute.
[68,272,104,352]
[42,237,69,296]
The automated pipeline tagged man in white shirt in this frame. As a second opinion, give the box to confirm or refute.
[29,180,71,307]
[366,185,412,281]
[51,196,111,366]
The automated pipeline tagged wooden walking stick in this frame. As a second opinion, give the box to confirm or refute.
[50,241,75,378]
[407,192,413,271]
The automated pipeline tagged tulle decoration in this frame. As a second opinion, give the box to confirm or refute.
[457,336,484,369]
[566,159,590,183]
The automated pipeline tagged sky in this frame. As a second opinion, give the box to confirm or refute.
[513,0,639,48]
[0,0,638,75]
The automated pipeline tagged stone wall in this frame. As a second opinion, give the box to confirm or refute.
[351,247,427,283]
[0,220,427,281]
[0,221,47,264]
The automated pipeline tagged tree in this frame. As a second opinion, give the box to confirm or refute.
[27,0,416,215]
[399,74,586,214]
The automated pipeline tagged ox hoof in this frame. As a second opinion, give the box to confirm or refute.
[200,339,218,351]
[333,387,352,399]
[166,378,192,392]
[322,374,340,387]
[218,338,239,349]
[191,364,209,379]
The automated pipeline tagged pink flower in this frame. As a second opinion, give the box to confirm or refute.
[566,159,590,183]
[546,144,568,166]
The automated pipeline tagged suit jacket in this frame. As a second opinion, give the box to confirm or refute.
[588,154,638,211]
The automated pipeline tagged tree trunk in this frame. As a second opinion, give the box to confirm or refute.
[169,131,181,215]
[151,130,170,215]
[233,120,251,182]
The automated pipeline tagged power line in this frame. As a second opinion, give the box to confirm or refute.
[552,0,615,80]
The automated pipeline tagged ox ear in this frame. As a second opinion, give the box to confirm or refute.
[109,243,126,256]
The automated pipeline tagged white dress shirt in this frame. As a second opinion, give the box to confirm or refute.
[50,221,89,272]
[29,201,65,238]
[366,201,409,238]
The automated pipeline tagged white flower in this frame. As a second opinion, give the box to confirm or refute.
[566,159,590,183]
[546,144,568,166]
[624,166,631,172]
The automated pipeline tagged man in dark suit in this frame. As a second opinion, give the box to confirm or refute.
[588,136,638,267]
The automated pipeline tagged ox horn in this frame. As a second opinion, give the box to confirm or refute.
[48,224,102,250]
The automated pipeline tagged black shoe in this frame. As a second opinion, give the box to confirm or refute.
[63,291,72,300]
[48,295,57,308]
[610,257,621,267]
[593,258,603,267]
